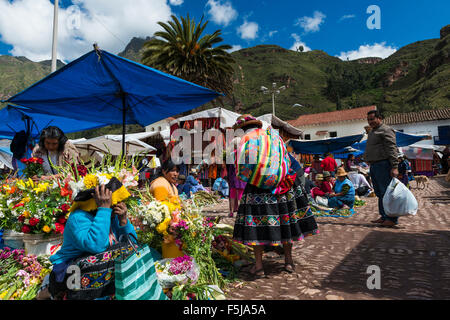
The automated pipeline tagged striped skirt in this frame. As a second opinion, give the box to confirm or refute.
[233,176,319,246]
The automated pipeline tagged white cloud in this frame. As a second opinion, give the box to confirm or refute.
[237,21,258,40]
[169,0,184,5]
[295,11,326,33]
[289,33,311,52]
[227,44,242,53]
[339,14,356,21]
[337,42,397,60]
[268,30,278,37]
[206,0,238,27]
[0,0,173,62]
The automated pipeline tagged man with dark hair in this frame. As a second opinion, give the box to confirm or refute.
[363,110,399,227]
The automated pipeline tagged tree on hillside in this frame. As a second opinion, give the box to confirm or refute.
[142,14,235,106]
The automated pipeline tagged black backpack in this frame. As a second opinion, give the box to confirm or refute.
[10,130,29,159]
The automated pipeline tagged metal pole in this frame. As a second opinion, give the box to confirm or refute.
[122,93,126,157]
[51,0,59,73]
[272,92,275,116]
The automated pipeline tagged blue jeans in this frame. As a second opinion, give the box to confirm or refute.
[369,160,398,223]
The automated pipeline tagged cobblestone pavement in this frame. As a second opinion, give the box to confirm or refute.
[203,175,450,300]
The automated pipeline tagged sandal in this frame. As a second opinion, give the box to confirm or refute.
[243,265,265,278]
[284,263,296,273]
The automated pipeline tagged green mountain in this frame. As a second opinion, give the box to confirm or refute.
[0,25,448,137]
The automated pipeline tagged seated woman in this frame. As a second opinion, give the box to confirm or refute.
[149,159,180,205]
[32,126,80,181]
[327,167,356,209]
[42,181,136,300]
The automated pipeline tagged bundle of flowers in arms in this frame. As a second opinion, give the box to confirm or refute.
[54,153,141,214]
[20,157,44,179]
[0,248,52,300]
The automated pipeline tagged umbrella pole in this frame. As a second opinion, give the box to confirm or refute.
[122,93,126,158]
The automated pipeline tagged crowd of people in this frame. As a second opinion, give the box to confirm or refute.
[6,108,447,300]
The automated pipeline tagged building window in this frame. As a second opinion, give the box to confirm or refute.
[158,126,162,131]
[304,134,311,140]
[329,131,337,138]
[398,129,404,132]
[151,127,155,132]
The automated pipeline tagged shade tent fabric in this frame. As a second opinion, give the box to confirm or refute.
[0,146,13,170]
[169,107,243,130]
[352,131,430,152]
[0,105,107,139]
[5,48,222,153]
[257,114,303,137]
[287,134,364,155]
[72,136,155,157]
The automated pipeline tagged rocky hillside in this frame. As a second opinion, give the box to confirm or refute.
[1,25,449,125]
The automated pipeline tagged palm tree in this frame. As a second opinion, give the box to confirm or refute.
[142,14,235,103]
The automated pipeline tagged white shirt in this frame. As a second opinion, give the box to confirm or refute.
[347,171,371,189]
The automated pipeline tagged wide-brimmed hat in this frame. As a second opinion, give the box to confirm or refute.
[315,174,324,181]
[232,114,263,130]
[178,175,186,180]
[190,168,198,174]
[322,171,331,178]
[336,167,347,177]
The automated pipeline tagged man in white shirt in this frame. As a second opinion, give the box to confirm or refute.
[347,169,373,196]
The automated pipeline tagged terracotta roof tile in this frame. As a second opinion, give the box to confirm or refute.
[384,108,450,125]
[287,106,377,127]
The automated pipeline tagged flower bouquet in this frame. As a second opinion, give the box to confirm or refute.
[20,157,44,179]
[155,255,200,289]
[12,179,71,235]
[0,247,52,300]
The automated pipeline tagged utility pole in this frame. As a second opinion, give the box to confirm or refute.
[51,0,59,73]
[260,82,286,117]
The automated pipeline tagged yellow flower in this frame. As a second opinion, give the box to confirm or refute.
[26,178,35,188]
[83,174,98,189]
[156,217,171,234]
[22,197,31,203]
[42,225,51,233]
[0,290,7,300]
[16,180,26,189]
[33,182,49,194]
[23,211,31,218]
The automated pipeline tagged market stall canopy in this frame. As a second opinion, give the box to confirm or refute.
[0,105,106,139]
[287,134,364,155]
[71,135,155,157]
[169,107,242,132]
[4,46,222,153]
[352,131,431,152]
[104,130,170,145]
[331,146,364,159]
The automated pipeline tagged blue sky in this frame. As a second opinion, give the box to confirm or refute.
[0,0,448,62]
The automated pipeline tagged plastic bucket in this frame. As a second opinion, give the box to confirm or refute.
[23,234,63,256]
[2,230,25,249]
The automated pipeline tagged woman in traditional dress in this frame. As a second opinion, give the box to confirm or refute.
[232,115,319,277]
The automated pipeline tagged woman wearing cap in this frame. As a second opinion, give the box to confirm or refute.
[327,167,356,209]
[44,180,136,300]
[310,173,333,200]
[32,126,80,181]
[232,114,319,277]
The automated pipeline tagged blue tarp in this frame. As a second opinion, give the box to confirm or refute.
[288,134,364,155]
[0,105,107,139]
[352,131,429,152]
[5,49,222,127]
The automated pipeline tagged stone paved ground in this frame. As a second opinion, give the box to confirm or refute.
[203,175,450,300]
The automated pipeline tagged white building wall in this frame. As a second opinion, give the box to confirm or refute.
[145,119,170,133]
[299,120,368,140]
[390,119,450,146]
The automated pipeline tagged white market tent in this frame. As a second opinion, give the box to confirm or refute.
[71,135,155,159]
[169,107,243,130]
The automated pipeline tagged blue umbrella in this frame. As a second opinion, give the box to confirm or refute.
[288,134,364,155]
[5,45,222,153]
[0,104,107,139]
